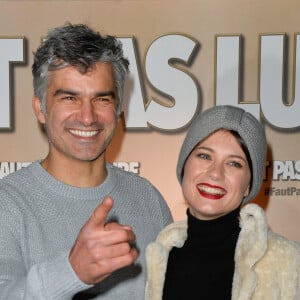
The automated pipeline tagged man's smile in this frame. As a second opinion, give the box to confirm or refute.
[69,129,99,137]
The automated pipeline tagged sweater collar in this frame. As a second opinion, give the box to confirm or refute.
[28,161,118,200]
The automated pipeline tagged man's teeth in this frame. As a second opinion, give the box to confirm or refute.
[198,185,226,195]
[70,129,98,137]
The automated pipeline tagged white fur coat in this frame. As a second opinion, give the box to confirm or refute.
[145,204,300,300]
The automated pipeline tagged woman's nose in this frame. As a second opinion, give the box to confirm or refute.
[207,161,224,181]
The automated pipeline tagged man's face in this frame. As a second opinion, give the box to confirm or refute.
[33,62,118,163]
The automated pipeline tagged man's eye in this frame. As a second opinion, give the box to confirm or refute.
[63,96,75,101]
[96,97,111,103]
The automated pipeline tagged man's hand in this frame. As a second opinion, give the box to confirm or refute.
[69,197,138,284]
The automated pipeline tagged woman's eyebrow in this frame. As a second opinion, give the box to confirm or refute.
[196,146,247,162]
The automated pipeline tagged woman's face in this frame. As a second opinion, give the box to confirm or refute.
[182,129,251,220]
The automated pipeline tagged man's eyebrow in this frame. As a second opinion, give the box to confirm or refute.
[53,89,116,98]
[53,89,78,97]
[95,91,116,98]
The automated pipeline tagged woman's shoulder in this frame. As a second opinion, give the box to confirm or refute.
[267,230,300,259]
[240,203,300,254]
[238,203,300,265]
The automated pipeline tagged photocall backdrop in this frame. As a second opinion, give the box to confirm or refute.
[0,0,299,242]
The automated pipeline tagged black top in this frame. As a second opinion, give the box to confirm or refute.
[163,207,241,300]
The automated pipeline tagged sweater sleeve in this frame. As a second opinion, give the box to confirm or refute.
[0,199,90,299]
[0,253,90,300]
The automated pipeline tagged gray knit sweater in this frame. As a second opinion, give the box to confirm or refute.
[0,161,172,299]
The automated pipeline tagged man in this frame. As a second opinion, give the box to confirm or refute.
[0,23,172,299]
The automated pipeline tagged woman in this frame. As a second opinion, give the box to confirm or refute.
[145,105,300,300]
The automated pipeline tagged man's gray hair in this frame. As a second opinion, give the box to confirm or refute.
[32,23,129,115]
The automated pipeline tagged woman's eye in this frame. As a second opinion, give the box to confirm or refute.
[197,153,210,160]
[229,161,242,168]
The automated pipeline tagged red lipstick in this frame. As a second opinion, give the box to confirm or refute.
[196,183,227,200]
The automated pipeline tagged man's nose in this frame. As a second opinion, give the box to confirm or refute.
[78,101,98,126]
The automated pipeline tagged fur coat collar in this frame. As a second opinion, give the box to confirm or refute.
[145,204,300,300]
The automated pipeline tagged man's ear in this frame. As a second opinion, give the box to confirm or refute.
[32,97,46,124]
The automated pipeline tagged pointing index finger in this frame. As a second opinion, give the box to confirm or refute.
[88,197,114,228]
